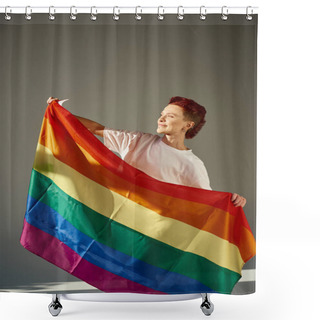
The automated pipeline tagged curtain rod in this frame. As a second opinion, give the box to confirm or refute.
[0,6,259,15]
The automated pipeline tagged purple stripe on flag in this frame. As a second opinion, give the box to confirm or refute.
[20,219,166,294]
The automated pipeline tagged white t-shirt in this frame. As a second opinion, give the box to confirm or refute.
[103,128,212,190]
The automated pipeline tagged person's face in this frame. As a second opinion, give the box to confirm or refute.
[157,104,194,137]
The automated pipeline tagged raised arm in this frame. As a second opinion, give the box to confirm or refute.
[74,115,104,137]
[47,97,104,137]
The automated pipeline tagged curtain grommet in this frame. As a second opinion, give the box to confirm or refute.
[5,6,12,21]
[135,6,142,21]
[90,6,97,21]
[200,6,207,20]
[25,6,32,21]
[221,6,229,21]
[113,6,120,21]
[70,6,77,21]
[157,6,164,21]
[49,6,55,21]
[246,6,253,21]
[177,6,184,21]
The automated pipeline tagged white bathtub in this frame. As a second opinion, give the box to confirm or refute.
[49,292,213,316]
[61,293,201,302]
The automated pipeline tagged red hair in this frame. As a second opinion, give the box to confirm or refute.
[169,96,206,139]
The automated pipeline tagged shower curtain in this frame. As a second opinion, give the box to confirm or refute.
[0,8,257,295]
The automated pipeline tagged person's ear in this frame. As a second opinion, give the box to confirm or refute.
[187,121,195,129]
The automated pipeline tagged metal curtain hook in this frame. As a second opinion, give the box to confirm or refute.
[49,6,55,21]
[177,6,184,21]
[157,6,164,21]
[246,6,253,21]
[5,6,12,21]
[113,6,120,21]
[221,6,229,21]
[135,6,142,20]
[90,6,97,21]
[25,6,32,20]
[70,6,77,20]
[200,6,207,20]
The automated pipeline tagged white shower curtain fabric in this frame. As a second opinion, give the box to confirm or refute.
[0,12,257,295]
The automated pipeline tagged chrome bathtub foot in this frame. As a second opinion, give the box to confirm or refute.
[200,293,214,316]
[48,294,63,317]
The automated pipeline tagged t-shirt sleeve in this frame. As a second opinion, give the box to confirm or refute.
[103,128,143,157]
[189,159,212,190]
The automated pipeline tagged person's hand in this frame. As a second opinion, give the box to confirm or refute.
[231,193,246,207]
[47,97,59,104]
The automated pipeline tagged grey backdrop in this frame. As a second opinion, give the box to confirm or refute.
[0,13,257,294]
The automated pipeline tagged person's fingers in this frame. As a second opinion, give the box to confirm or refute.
[47,97,59,104]
[242,198,247,207]
[47,97,54,104]
[233,195,246,207]
[231,193,238,202]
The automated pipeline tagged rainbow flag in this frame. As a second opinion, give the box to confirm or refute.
[20,101,256,294]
